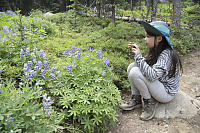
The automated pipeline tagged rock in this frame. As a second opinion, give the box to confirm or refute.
[44,12,54,16]
[155,90,200,119]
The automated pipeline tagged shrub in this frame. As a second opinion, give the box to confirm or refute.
[0,78,57,133]
[48,46,122,132]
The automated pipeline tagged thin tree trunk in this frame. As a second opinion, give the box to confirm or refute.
[151,0,158,21]
[112,4,116,26]
[146,0,152,20]
[102,0,105,17]
[59,0,66,12]
[86,0,90,7]
[130,0,133,11]
[139,0,142,10]
[172,0,181,27]
[66,0,70,11]
[96,2,101,17]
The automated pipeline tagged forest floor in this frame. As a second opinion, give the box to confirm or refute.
[108,49,200,133]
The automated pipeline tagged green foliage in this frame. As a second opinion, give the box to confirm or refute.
[0,79,56,133]
[48,46,122,132]
[171,26,200,54]
[0,11,56,79]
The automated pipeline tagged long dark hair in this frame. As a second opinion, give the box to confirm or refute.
[145,36,183,78]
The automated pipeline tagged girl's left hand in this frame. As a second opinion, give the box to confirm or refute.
[128,42,140,54]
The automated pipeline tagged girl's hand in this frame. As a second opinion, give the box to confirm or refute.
[128,42,140,54]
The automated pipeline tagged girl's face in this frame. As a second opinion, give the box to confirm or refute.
[145,32,162,48]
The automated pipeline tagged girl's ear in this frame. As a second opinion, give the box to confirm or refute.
[157,36,163,43]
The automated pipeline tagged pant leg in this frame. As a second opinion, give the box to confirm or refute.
[128,67,174,103]
[127,62,140,95]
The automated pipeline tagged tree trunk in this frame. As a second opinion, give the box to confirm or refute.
[112,4,116,26]
[102,0,105,17]
[66,0,71,11]
[146,0,152,20]
[96,2,101,17]
[151,0,158,21]
[86,0,90,7]
[172,0,181,27]
[59,0,66,12]
[130,0,133,11]
[139,0,142,10]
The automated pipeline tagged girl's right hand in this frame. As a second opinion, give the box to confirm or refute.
[128,42,135,51]
[128,42,140,54]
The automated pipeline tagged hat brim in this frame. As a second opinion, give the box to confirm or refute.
[139,21,173,49]
[140,21,162,36]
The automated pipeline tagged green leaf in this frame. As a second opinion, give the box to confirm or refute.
[0,115,4,120]
[32,115,36,120]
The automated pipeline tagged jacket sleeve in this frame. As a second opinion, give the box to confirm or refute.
[134,50,171,81]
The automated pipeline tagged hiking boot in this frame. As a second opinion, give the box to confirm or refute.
[140,98,158,121]
[119,95,142,111]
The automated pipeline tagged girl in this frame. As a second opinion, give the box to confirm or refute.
[119,21,182,121]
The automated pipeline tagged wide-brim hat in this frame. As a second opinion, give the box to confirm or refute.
[139,20,173,49]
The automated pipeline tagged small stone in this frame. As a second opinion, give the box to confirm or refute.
[164,124,169,129]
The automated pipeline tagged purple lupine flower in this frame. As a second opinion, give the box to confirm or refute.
[35,80,40,86]
[34,65,40,72]
[29,70,35,77]
[68,54,73,58]
[62,48,69,57]
[33,47,37,53]
[76,47,81,52]
[0,69,2,72]
[102,70,106,76]
[23,63,29,72]
[37,61,42,70]
[40,50,46,60]
[92,50,96,54]
[74,51,80,60]
[2,26,9,34]
[19,82,24,86]
[42,94,47,99]
[50,67,55,73]
[71,64,77,71]
[62,51,68,57]
[31,52,36,63]
[19,49,24,57]
[110,65,114,70]
[95,50,102,57]
[101,59,110,66]
[24,72,29,79]
[9,117,14,122]
[41,69,46,79]
[43,61,48,69]
[10,130,16,133]
[39,87,43,90]
[70,45,76,53]
[104,60,110,66]
[85,47,91,52]
[42,94,52,114]
[86,55,90,60]
[66,64,77,72]
[50,73,56,80]
[5,120,8,123]
[10,44,14,50]
[27,61,32,69]
[25,47,30,55]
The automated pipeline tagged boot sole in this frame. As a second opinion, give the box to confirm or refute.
[140,102,158,121]
[119,104,142,111]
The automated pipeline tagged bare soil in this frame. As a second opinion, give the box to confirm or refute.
[109,49,200,133]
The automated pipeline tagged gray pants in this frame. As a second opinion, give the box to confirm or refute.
[127,62,174,103]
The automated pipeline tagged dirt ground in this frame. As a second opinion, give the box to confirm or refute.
[109,49,200,133]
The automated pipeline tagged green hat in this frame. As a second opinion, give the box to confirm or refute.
[140,20,173,49]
